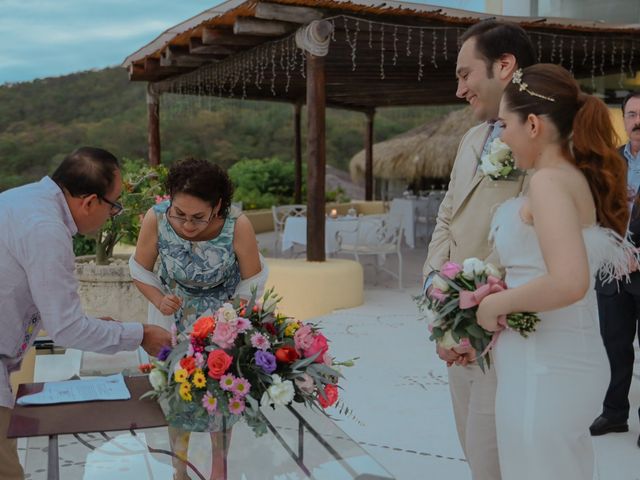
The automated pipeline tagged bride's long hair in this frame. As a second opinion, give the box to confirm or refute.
[503,63,629,236]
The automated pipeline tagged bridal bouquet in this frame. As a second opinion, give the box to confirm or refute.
[416,257,540,371]
[140,288,354,436]
[479,138,519,180]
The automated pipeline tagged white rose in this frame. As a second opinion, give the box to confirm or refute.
[261,374,295,407]
[149,369,167,390]
[484,262,502,279]
[439,330,458,350]
[431,274,450,292]
[423,308,438,324]
[480,155,501,177]
[218,303,237,323]
[489,138,510,156]
[462,257,486,279]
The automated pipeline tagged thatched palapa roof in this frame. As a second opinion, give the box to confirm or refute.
[349,107,478,181]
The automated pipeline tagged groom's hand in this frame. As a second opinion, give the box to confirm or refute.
[437,345,460,367]
[141,324,172,356]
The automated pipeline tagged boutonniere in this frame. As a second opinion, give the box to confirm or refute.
[479,138,520,180]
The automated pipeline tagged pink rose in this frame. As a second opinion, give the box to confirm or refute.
[294,324,315,353]
[430,288,449,303]
[440,261,462,279]
[303,333,329,363]
[294,373,315,394]
[212,322,238,349]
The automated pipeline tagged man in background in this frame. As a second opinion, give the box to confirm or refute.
[591,91,640,449]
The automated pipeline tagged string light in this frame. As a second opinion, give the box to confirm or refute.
[380,24,386,79]
[418,29,425,81]
[569,37,575,74]
[431,30,438,69]
[406,27,412,57]
[392,25,399,66]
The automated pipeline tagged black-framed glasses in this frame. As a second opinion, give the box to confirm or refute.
[167,202,215,226]
[99,196,124,217]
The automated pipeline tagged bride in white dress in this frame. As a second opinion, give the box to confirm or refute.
[477,64,634,479]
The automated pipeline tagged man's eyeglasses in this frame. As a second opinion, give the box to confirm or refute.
[167,204,214,226]
[624,111,640,121]
[99,196,124,217]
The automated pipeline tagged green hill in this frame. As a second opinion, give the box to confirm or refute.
[0,67,457,191]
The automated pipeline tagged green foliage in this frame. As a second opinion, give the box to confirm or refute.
[72,234,97,257]
[325,186,350,204]
[93,159,168,264]
[229,157,305,210]
[0,66,460,193]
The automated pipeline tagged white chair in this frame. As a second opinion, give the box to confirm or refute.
[271,204,307,256]
[336,214,404,288]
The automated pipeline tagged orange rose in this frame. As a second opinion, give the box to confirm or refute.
[207,350,233,379]
[191,316,215,340]
[180,356,196,375]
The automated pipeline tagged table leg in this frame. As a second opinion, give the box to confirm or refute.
[47,434,59,480]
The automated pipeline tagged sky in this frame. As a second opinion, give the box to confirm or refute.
[0,0,485,85]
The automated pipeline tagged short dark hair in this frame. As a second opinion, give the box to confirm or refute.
[621,90,640,113]
[166,157,234,218]
[460,20,536,76]
[51,147,120,198]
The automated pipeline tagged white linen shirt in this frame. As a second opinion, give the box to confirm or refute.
[0,176,143,407]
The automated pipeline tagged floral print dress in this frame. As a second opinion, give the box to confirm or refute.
[154,200,241,333]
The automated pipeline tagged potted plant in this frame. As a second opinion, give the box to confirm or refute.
[75,159,168,323]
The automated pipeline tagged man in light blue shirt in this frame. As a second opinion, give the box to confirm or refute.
[591,91,640,449]
[0,147,171,479]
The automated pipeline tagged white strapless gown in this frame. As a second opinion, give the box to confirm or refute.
[490,196,629,480]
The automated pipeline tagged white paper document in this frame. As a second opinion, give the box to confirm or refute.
[17,373,131,406]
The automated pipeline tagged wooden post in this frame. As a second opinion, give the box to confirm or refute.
[294,102,303,204]
[306,52,326,262]
[365,110,375,201]
[147,84,161,166]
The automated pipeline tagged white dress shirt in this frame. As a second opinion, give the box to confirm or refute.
[0,177,143,407]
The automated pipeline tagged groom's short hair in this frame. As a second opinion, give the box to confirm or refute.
[461,20,536,76]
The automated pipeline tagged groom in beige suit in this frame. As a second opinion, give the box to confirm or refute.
[423,21,535,480]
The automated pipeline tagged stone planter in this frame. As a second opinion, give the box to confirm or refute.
[75,254,148,324]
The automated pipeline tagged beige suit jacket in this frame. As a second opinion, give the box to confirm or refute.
[423,122,528,278]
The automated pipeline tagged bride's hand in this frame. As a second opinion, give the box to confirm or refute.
[477,295,503,332]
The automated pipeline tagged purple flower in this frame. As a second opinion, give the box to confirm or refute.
[157,345,172,361]
[254,350,276,374]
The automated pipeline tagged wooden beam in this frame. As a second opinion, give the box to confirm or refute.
[255,2,323,24]
[161,45,219,67]
[189,37,237,56]
[233,17,294,37]
[294,102,303,204]
[201,28,264,46]
[147,85,161,166]
[364,110,375,201]
[306,51,326,262]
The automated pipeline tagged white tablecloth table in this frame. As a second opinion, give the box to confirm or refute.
[282,216,378,254]
[389,194,445,248]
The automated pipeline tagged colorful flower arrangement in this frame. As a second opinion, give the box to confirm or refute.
[140,288,354,436]
[479,138,519,180]
[417,258,540,371]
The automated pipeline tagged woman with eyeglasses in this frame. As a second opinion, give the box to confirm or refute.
[129,157,266,480]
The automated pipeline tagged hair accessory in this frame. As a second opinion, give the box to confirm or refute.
[511,69,555,102]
